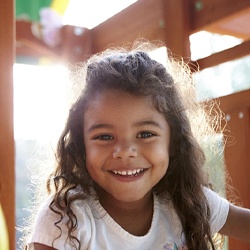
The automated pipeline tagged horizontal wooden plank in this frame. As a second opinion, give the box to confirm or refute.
[16,21,93,64]
[92,0,165,53]
[191,0,250,32]
[16,20,61,59]
[217,89,250,113]
[193,39,250,71]
[16,39,61,60]
[204,7,250,39]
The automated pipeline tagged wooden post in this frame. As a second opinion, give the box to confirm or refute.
[0,0,15,249]
[219,90,250,250]
[61,25,93,64]
[162,0,191,58]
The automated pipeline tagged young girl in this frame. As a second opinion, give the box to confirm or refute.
[26,44,250,250]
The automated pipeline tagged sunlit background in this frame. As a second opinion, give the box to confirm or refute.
[14,1,250,249]
[14,31,250,140]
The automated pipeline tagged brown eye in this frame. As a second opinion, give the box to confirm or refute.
[137,131,156,138]
[94,134,114,140]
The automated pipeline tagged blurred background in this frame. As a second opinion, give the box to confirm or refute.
[0,0,250,249]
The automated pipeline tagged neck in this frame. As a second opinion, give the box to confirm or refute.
[98,188,153,213]
[96,187,154,236]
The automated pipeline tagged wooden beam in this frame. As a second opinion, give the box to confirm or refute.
[217,89,250,113]
[194,39,250,71]
[219,90,250,250]
[16,20,61,60]
[0,0,15,249]
[15,0,250,65]
[191,0,250,32]
[60,26,93,64]
[92,0,166,53]
[92,0,192,58]
[204,7,250,40]
[16,21,93,64]
[162,0,191,58]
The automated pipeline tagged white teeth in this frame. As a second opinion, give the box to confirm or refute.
[112,169,144,176]
[132,170,137,175]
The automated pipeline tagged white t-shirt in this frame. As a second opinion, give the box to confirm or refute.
[27,188,229,250]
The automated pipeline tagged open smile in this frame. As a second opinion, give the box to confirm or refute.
[110,169,145,177]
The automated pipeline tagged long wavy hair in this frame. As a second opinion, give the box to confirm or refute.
[43,43,223,249]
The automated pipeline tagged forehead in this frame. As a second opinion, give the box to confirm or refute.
[83,90,166,125]
[85,90,152,112]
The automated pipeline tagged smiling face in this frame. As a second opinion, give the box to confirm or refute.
[83,90,170,205]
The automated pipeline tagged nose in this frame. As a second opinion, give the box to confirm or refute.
[112,141,137,159]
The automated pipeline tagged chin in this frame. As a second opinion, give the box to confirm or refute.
[112,191,151,203]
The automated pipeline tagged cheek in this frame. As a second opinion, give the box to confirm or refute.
[84,152,100,183]
[84,140,98,159]
[84,143,96,170]
[84,143,108,170]
[85,148,97,169]
[155,143,170,167]
[156,137,170,154]
[145,143,169,167]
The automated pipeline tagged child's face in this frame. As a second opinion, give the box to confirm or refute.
[83,90,170,204]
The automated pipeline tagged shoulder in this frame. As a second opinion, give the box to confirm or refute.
[203,187,230,234]
[203,187,229,210]
[36,193,96,227]
[28,193,96,249]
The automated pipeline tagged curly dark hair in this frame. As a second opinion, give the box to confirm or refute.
[47,44,220,249]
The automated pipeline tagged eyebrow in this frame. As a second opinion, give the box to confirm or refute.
[86,123,113,133]
[133,120,163,129]
[86,119,163,133]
